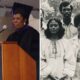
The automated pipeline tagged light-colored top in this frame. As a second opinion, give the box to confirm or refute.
[71,35,80,61]
[61,16,78,39]
[63,23,78,39]
[40,37,77,79]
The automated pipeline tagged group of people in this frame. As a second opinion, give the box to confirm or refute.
[40,1,80,80]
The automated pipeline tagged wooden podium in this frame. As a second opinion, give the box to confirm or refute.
[1,42,36,80]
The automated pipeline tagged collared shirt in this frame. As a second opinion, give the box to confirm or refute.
[61,18,78,39]
[63,23,78,39]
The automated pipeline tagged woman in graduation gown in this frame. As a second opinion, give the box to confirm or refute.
[40,18,76,80]
[6,2,39,80]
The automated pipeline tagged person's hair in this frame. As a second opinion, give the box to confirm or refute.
[74,14,80,28]
[59,1,73,13]
[12,10,29,24]
[45,18,65,39]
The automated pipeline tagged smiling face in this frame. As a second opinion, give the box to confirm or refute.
[12,13,26,29]
[48,20,60,34]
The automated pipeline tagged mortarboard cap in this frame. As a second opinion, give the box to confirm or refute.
[12,2,33,20]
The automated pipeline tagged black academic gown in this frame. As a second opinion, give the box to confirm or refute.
[7,25,39,80]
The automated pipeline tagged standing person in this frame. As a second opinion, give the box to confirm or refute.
[40,18,76,80]
[6,2,39,80]
[59,1,77,39]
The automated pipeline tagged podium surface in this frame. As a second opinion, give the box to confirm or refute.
[1,42,36,80]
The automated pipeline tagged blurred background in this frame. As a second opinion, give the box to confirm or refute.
[0,0,39,41]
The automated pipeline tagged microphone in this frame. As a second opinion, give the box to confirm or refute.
[0,25,7,33]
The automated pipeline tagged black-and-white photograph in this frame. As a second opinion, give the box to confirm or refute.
[40,0,80,80]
